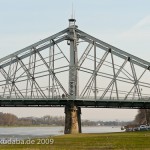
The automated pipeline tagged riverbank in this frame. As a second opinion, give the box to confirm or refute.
[0,131,150,149]
[0,126,122,139]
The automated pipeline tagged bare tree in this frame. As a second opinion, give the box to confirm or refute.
[134,109,150,125]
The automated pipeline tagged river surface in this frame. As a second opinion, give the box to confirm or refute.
[0,126,124,140]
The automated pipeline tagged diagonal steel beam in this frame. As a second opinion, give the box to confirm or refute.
[35,50,68,96]
[80,50,109,97]
[124,68,146,100]
[52,39,69,63]
[9,61,19,97]
[77,29,150,69]
[0,28,69,64]
[110,82,114,99]
[0,66,24,98]
[100,57,129,99]
[1,36,67,69]
[16,56,47,98]
[80,36,148,70]
[78,43,93,68]
[130,61,142,99]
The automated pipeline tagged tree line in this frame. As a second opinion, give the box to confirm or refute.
[0,112,130,126]
[0,112,65,126]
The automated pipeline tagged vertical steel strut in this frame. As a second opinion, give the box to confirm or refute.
[64,19,81,134]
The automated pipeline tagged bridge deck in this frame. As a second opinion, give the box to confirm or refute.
[0,98,150,108]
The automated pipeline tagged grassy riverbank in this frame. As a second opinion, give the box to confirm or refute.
[0,131,150,150]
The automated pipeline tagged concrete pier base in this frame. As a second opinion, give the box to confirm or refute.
[64,102,81,134]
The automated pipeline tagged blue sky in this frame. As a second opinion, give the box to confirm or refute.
[0,0,150,121]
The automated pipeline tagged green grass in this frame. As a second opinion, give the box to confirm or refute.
[1,131,150,150]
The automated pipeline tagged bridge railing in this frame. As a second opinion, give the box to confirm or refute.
[0,95,150,102]
[75,96,150,101]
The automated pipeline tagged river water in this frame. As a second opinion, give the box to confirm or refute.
[0,126,123,140]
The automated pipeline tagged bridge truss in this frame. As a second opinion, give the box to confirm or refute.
[0,20,150,108]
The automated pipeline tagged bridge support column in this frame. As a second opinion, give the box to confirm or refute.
[64,103,81,134]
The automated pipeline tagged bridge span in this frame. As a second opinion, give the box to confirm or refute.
[0,18,150,134]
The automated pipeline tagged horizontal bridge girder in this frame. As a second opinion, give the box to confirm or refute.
[0,28,69,65]
[0,99,150,109]
[77,28,150,69]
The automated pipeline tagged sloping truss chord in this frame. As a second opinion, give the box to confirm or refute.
[0,26,150,101]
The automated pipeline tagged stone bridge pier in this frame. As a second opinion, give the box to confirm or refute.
[64,102,81,134]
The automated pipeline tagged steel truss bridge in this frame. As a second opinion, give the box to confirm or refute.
[0,19,150,133]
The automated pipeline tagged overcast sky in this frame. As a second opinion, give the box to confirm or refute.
[0,0,150,121]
